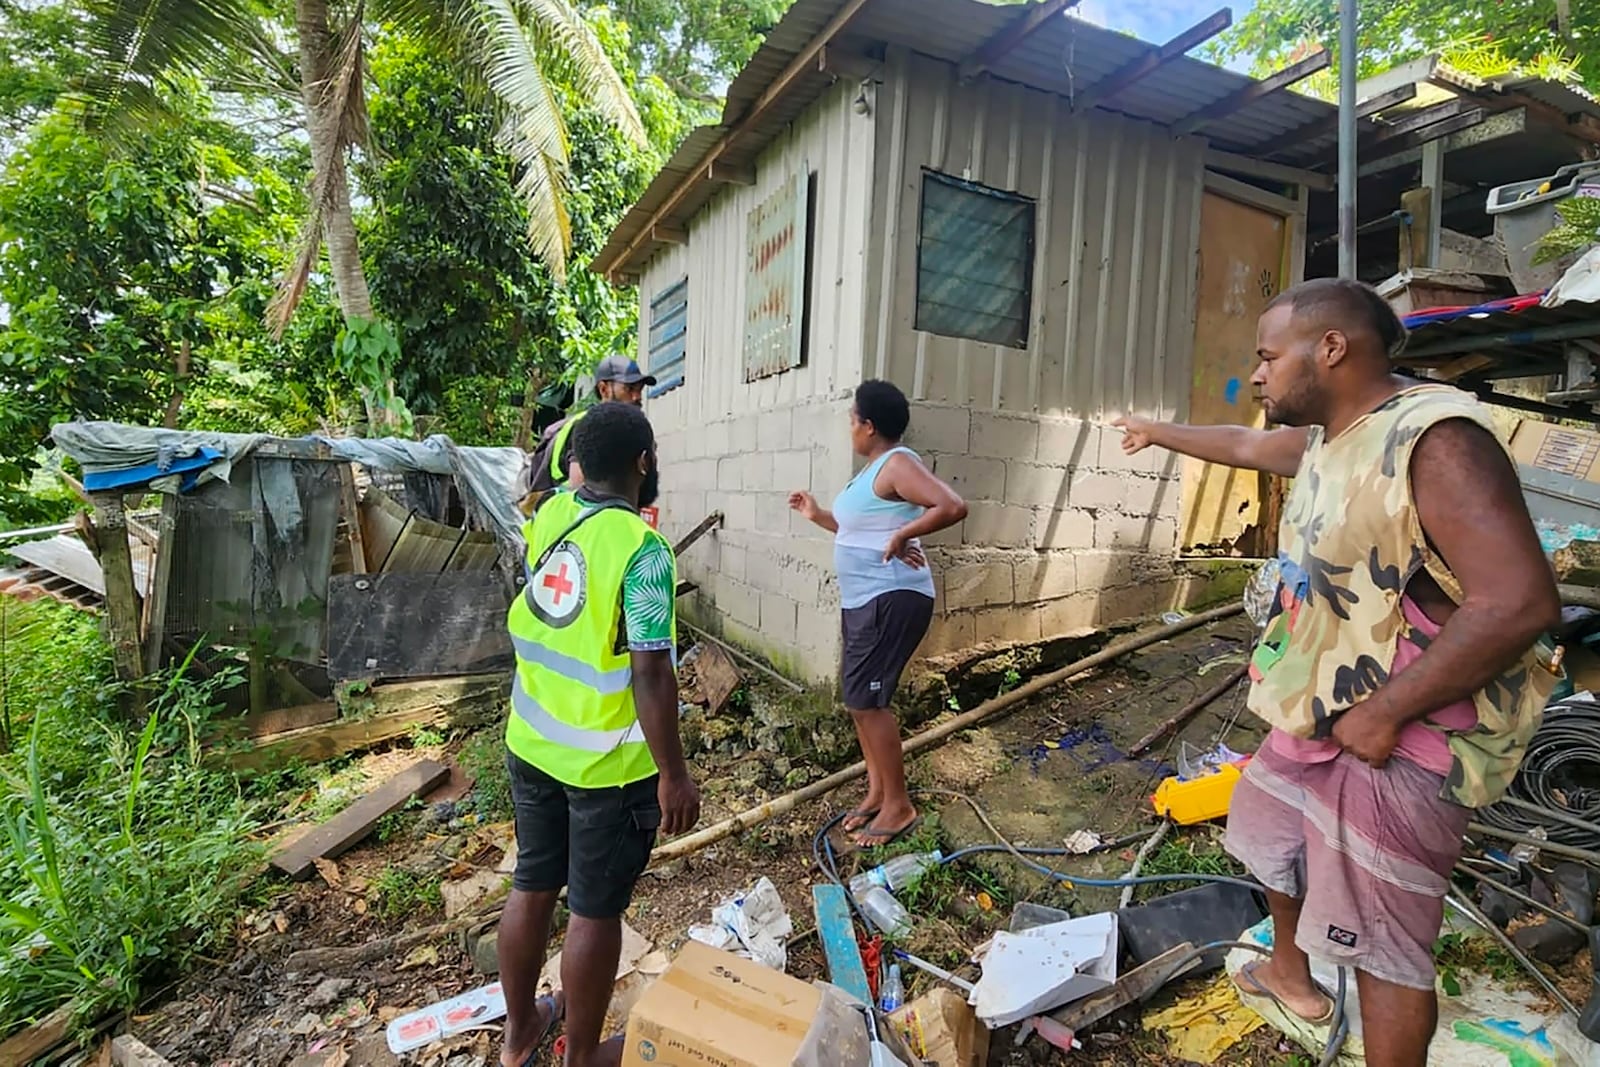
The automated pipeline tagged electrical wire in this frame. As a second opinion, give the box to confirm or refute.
[1479,698,1600,852]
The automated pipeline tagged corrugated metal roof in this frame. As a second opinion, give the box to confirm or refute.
[1400,295,1600,382]
[595,0,1347,276]
[0,565,102,612]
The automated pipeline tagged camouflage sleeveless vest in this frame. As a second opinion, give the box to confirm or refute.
[1246,384,1563,808]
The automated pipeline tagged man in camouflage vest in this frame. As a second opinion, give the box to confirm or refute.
[1116,278,1561,1067]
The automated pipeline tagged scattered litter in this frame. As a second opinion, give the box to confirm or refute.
[1062,829,1102,855]
[385,982,506,1055]
[400,944,440,970]
[1142,973,1265,1064]
[686,876,794,970]
[889,988,990,1067]
[540,921,652,994]
[440,870,506,918]
[1008,902,1070,933]
[1151,744,1252,825]
[1160,611,1189,625]
[312,858,343,889]
[970,912,1118,1028]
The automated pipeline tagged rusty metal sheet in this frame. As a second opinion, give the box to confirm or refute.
[742,165,810,381]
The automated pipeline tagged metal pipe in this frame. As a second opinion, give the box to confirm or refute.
[1452,863,1587,934]
[1337,0,1358,278]
[1468,822,1600,868]
[0,523,74,544]
[1447,893,1581,1016]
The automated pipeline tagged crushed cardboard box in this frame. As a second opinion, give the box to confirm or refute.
[620,941,872,1067]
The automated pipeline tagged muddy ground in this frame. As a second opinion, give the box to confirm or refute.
[87,616,1580,1067]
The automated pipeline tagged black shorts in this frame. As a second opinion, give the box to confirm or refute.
[506,753,660,919]
[840,590,934,710]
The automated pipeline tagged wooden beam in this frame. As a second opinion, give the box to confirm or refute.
[1399,186,1433,270]
[671,511,725,557]
[1246,82,1417,159]
[1355,54,1440,102]
[0,1000,76,1066]
[1203,170,1304,217]
[336,462,367,574]
[958,0,1082,81]
[111,1035,173,1067]
[705,161,756,186]
[1372,97,1473,142]
[141,493,178,675]
[1171,48,1330,137]
[89,493,146,707]
[1205,147,1335,191]
[598,0,875,276]
[1357,107,1522,177]
[270,760,450,879]
[1073,9,1234,113]
[651,225,687,245]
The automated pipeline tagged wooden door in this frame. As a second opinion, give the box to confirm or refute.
[1179,191,1290,557]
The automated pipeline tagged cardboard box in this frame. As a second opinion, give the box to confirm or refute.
[620,941,822,1067]
[1510,420,1600,484]
[889,989,989,1067]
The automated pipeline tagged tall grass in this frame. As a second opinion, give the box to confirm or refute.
[0,601,266,1038]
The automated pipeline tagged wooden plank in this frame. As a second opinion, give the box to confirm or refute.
[671,511,725,557]
[1049,943,1201,1031]
[1400,186,1434,271]
[1204,147,1335,192]
[223,676,507,772]
[958,0,1081,80]
[336,463,368,574]
[1373,98,1473,142]
[271,760,450,879]
[326,572,514,682]
[141,494,178,674]
[89,494,147,706]
[1358,107,1523,178]
[111,1035,172,1067]
[813,884,872,1006]
[1171,49,1330,136]
[693,641,743,716]
[0,999,75,1067]
[1074,9,1233,113]
[206,701,338,744]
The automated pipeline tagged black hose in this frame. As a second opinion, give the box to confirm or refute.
[1479,698,1600,852]
[940,844,1263,893]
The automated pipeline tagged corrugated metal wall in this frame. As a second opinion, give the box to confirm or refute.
[865,48,1208,420]
[637,82,877,432]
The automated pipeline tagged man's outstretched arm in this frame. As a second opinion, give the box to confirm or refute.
[1113,414,1310,477]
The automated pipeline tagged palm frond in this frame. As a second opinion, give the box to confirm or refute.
[478,0,573,281]
[76,0,286,124]
[519,0,646,147]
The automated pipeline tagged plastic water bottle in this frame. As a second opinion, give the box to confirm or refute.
[848,851,943,896]
[855,886,912,939]
[879,964,906,1013]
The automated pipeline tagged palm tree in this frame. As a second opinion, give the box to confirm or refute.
[76,0,647,423]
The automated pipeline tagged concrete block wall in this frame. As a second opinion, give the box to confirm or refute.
[653,394,857,682]
[902,405,1201,656]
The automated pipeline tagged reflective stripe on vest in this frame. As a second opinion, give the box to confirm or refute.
[548,410,586,483]
[509,631,633,694]
[511,669,645,752]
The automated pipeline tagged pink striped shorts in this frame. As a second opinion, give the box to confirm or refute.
[1223,739,1470,990]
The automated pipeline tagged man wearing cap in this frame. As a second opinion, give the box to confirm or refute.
[520,356,656,508]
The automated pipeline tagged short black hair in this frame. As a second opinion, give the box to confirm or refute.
[572,401,654,484]
[854,379,911,441]
[1266,277,1408,358]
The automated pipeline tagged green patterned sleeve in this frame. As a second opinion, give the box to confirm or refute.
[621,534,676,652]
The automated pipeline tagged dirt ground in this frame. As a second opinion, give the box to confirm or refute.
[92,616,1578,1067]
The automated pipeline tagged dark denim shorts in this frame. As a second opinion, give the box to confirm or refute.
[506,752,661,919]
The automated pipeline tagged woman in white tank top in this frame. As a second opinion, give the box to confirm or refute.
[789,381,967,846]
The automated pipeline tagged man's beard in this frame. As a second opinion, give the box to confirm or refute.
[639,466,660,508]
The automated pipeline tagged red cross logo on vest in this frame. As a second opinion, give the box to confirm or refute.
[529,543,587,627]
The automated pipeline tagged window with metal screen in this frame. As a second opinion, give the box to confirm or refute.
[647,277,687,399]
[915,171,1036,348]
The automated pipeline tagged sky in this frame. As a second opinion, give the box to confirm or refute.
[1073,0,1260,72]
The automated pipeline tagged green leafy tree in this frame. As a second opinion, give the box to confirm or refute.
[606,0,787,115]
[77,0,650,427]
[1214,0,1597,92]
[360,19,662,441]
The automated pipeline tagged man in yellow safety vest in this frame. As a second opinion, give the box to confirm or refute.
[519,355,655,510]
[497,401,698,1067]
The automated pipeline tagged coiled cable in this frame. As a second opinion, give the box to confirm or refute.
[1479,698,1600,852]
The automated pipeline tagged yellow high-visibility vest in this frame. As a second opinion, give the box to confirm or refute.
[505,490,673,788]
[547,410,587,484]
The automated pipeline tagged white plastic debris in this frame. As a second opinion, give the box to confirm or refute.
[1061,829,1102,855]
[687,876,794,971]
[970,912,1118,1028]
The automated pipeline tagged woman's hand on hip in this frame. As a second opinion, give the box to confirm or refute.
[884,531,926,568]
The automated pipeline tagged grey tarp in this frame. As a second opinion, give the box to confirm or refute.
[50,422,528,550]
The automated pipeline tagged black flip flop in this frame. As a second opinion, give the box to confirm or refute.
[1234,961,1335,1025]
[850,815,923,850]
[841,807,880,832]
[516,991,566,1067]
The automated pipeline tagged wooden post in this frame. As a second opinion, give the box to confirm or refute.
[1401,186,1434,270]
[89,492,147,716]
[142,493,179,674]
[336,463,368,574]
